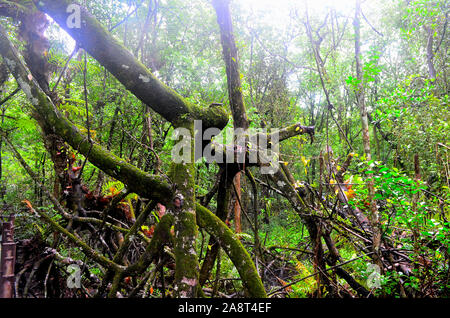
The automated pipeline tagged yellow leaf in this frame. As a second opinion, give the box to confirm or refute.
[301,156,310,167]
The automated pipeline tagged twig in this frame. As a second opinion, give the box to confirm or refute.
[51,45,78,94]
[76,51,94,181]
[434,12,448,54]
[304,8,353,151]
[231,179,256,234]
[361,8,383,37]
[0,87,20,106]
[109,2,143,32]
[267,252,374,296]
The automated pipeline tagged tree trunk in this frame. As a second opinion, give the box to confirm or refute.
[425,25,437,81]
[34,0,228,132]
[213,0,250,236]
[354,0,383,271]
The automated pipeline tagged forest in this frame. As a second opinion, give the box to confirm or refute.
[0,0,448,299]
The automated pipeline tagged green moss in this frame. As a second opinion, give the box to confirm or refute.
[35,87,174,203]
[37,0,229,131]
[168,121,201,297]
[196,204,267,298]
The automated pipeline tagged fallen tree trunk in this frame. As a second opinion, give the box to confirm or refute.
[0,25,173,204]
[33,0,228,131]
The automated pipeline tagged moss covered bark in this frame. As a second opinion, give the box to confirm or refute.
[169,121,200,298]
[0,25,173,204]
[33,0,228,131]
[196,203,267,298]
[199,168,233,286]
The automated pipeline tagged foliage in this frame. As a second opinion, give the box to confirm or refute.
[0,0,448,298]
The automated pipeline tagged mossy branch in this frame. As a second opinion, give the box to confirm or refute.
[270,123,315,143]
[0,24,173,204]
[196,203,267,298]
[33,0,228,131]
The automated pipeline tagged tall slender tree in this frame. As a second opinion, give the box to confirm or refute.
[354,0,383,271]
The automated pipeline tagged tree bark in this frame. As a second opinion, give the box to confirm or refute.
[33,0,228,131]
[0,25,173,204]
[425,25,437,80]
[354,0,383,271]
[213,0,250,236]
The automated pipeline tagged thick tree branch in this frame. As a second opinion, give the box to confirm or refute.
[33,0,228,130]
[195,203,267,298]
[268,123,315,144]
[0,25,173,204]
[212,0,250,237]
[212,0,249,130]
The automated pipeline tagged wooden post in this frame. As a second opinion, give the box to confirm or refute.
[0,214,16,298]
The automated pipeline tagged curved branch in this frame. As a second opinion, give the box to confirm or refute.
[33,0,228,130]
[195,203,267,298]
[0,24,173,204]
